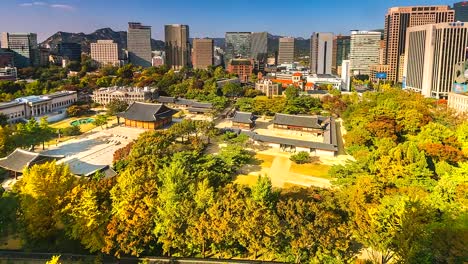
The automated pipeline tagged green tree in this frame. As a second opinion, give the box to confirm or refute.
[92,115,108,130]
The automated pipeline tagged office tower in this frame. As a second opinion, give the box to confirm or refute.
[341,60,351,91]
[225,32,251,65]
[38,47,50,66]
[1,32,38,68]
[91,40,120,66]
[278,37,295,64]
[251,32,268,61]
[192,38,214,69]
[127,22,152,67]
[310,32,333,74]
[58,42,81,61]
[0,49,14,67]
[164,24,191,70]
[332,35,350,74]
[454,2,468,22]
[404,22,468,99]
[349,30,381,76]
[383,6,454,83]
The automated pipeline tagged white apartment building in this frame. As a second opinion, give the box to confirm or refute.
[404,22,468,99]
[0,91,77,123]
[91,40,120,66]
[91,86,156,106]
[349,30,381,76]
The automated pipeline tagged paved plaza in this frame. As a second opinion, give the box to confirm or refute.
[42,125,146,176]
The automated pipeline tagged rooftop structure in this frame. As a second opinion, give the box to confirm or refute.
[231,111,256,129]
[91,86,155,106]
[0,148,63,177]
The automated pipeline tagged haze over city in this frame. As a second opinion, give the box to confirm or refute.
[0,0,459,40]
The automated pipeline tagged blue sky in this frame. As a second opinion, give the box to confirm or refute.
[0,0,456,41]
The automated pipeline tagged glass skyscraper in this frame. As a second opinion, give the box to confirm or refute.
[224,32,251,65]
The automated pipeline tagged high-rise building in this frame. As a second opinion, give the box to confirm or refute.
[383,6,454,83]
[251,32,268,61]
[341,60,351,91]
[38,47,50,67]
[127,22,152,67]
[58,42,82,61]
[454,2,468,22]
[225,32,251,65]
[192,38,213,69]
[278,37,295,64]
[1,32,38,68]
[0,49,14,67]
[332,35,350,74]
[310,32,333,74]
[165,24,191,70]
[403,22,468,99]
[349,30,381,76]
[91,40,120,66]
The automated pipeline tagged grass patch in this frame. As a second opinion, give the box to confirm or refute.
[234,174,259,187]
[253,153,275,168]
[290,162,332,179]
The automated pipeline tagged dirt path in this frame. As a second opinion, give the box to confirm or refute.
[268,156,292,187]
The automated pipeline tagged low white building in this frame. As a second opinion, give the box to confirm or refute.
[255,79,280,97]
[0,91,77,123]
[306,74,343,90]
[91,86,156,106]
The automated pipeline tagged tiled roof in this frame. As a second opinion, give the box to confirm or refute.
[292,72,303,76]
[273,113,322,129]
[118,102,177,122]
[232,111,255,124]
[0,149,63,173]
[156,96,176,103]
[188,107,212,113]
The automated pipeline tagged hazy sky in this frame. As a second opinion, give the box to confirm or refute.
[0,0,456,41]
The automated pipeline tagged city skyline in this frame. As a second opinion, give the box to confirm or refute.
[0,0,458,41]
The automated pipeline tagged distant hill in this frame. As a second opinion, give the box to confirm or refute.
[42,28,311,58]
[41,28,165,53]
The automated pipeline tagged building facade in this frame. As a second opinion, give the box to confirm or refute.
[165,24,191,70]
[310,32,333,75]
[0,67,17,81]
[192,38,213,69]
[58,42,81,61]
[349,30,381,76]
[370,64,390,83]
[332,35,350,74]
[0,49,14,67]
[251,32,268,62]
[448,92,468,113]
[404,22,468,99]
[91,87,156,106]
[454,2,468,22]
[255,79,280,97]
[278,37,295,64]
[118,102,176,129]
[0,91,77,123]
[1,32,38,68]
[341,60,351,91]
[227,59,253,83]
[91,40,120,66]
[225,32,251,65]
[127,22,152,67]
[383,6,454,83]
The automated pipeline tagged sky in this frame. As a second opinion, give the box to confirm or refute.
[0,0,458,41]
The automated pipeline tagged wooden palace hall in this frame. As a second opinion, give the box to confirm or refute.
[118,102,178,129]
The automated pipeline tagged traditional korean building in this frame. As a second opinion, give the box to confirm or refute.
[231,111,255,129]
[0,148,63,178]
[273,113,328,133]
[118,102,177,129]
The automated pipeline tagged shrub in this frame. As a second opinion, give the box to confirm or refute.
[290,151,311,164]
[61,126,81,136]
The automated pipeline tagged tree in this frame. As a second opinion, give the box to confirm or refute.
[222,82,243,97]
[251,175,278,208]
[284,86,299,100]
[0,113,8,126]
[106,100,128,124]
[93,115,108,130]
[46,255,62,264]
[17,162,76,240]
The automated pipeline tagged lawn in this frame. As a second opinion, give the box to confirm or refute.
[289,162,332,179]
[234,174,259,186]
[253,153,275,168]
